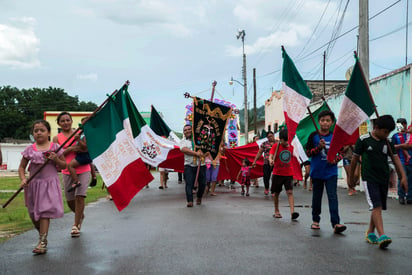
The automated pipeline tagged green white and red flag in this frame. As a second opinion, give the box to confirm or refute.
[149,105,184,171]
[327,57,375,162]
[116,87,182,171]
[150,105,181,143]
[83,89,154,211]
[292,102,332,163]
[281,47,313,180]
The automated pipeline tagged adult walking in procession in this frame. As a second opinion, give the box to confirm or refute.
[180,124,206,207]
[252,131,276,195]
[52,112,91,238]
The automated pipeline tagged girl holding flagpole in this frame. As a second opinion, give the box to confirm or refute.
[19,120,66,254]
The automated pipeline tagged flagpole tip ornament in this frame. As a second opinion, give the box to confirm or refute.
[184,92,191,98]
[125,80,130,86]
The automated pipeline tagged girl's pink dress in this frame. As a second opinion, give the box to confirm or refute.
[240,166,251,186]
[22,143,64,221]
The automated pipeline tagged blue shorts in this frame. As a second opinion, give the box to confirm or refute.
[75,152,92,166]
[363,180,388,210]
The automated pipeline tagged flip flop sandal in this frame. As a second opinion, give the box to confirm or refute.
[68,182,81,193]
[334,224,347,234]
[273,213,282,218]
[311,223,320,229]
[291,212,299,220]
[71,225,80,238]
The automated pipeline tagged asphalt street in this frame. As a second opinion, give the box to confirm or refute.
[1,172,411,275]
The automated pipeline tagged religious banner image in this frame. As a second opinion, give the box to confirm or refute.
[192,97,232,161]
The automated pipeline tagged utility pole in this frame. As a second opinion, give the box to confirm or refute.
[253,68,257,134]
[406,0,409,65]
[359,0,369,81]
[237,29,248,143]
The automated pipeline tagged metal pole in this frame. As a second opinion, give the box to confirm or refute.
[253,68,257,134]
[241,33,248,144]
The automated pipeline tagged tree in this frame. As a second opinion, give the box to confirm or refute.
[0,86,98,140]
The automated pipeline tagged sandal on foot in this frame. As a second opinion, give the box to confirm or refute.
[378,235,392,249]
[273,213,282,218]
[365,231,378,244]
[71,225,80,238]
[291,212,299,220]
[68,181,81,193]
[32,234,47,254]
[334,224,347,234]
[311,223,320,229]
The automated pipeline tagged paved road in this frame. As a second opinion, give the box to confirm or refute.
[1,172,411,274]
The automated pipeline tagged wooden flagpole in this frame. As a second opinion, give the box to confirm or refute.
[2,82,128,208]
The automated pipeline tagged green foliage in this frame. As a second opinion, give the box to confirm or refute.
[0,174,108,243]
[238,105,265,130]
[0,86,98,140]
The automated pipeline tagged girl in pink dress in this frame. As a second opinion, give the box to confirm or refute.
[237,158,252,196]
[18,120,66,254]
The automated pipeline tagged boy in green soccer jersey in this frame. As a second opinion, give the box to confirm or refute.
[349,115,407,249]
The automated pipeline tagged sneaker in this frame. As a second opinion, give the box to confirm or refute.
[378,235,392,249]
[399,197,405,204]
[365,231,378,244]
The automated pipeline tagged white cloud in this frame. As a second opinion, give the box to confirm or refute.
[0,17,40,69]
[226,24,311,57]
[77,73,98,82]
[227,1,340,56]
[84,0,212,37]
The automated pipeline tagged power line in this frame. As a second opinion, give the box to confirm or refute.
[296,0,401,63]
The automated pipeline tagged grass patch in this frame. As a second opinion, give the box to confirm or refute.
[0,174,107,243]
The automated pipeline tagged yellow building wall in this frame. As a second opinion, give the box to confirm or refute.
[44,111,93,138]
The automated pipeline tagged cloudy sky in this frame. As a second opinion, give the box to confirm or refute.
[0,0,409,131]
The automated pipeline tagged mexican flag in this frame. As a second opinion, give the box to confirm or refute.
[327,57,375,162]
[281,47,313,180]
[281,47,313,143]
[150,105,181,143]
[149,105,184,171]
[292,102,331,163]
[83,90,154,211]
[116,87,182,170]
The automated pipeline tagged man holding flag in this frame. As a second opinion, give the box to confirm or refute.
[180,124,205,207]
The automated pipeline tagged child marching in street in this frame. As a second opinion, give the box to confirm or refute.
[269,129,299,220]
[18,120,66,254]
[237,158,252,196]
[306,110,346,233]
[350,115,407,249]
